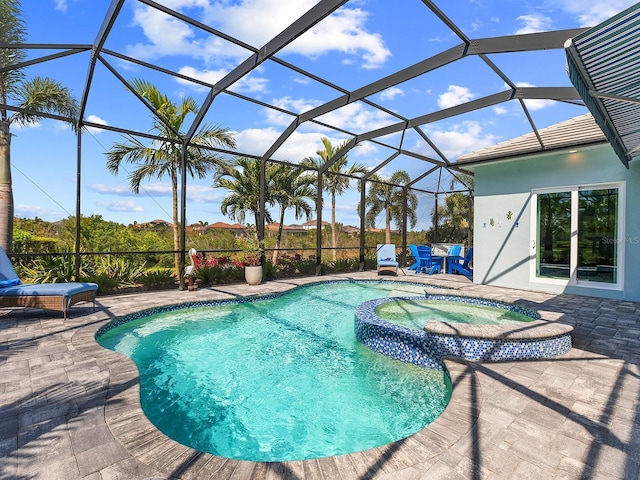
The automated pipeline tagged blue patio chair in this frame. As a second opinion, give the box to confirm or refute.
[447,245,462,257]
[376,244,399,275]
[0,247,98,319]
[448,247,473,279]
[414,245,442,275]
[408,244,420,271]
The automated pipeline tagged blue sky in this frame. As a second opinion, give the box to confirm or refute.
[9,0,638,230]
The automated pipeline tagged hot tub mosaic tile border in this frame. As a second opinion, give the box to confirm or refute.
[355,296,573,368]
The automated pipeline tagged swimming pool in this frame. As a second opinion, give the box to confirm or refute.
[95,280,451,462]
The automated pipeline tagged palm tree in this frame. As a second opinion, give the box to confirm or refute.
[430,174,474,244]
[213,156,276,227]
[0,0,79,252]
[302,137,368,260]
[270,163,315,264]
[105,79,236,277]
[363,170,418,244]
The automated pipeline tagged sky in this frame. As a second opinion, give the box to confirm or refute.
[7,0,638,231]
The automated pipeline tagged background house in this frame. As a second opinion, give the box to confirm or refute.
[302,220,330,231]
[205,222,248,237]
[458,113,640,301]
[266,223,307,235]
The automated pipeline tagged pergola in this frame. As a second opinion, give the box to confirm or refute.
[1,0,593,285]
[565,3,640,168]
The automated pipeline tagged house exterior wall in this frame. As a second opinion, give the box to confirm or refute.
[472,144,640,300]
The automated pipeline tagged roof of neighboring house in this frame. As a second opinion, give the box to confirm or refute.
[134,219,172,229]
[207,221,246,230]
[266,222,307,233]
[342,225,360,234]
[456,113,607,166]
[148,219,172,226]
[366,227,399,234]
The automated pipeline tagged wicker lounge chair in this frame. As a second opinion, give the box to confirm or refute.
[0,248,98,319]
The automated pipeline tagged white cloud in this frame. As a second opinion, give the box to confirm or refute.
[126,0,390,69]
[96,200,144,213]
[234,126,365,162]
[234,127,319,160]
[514,15,553,34]
[438,85,475,109]
[125,4,204,61]
[315,102,395,133]
[419,121,500,160]
[262,96,322,126]
[281,7,391,69]
[84,114,108,135]
[92,182,225,204]
[493,106,508,115]
[379,87,404,101]
[176,66,269,94]
[469,20,483,33]
[54,0,67,12]
[15,204,66,221]
[551,0,638,26]
[92,184,135,196]
[516,82,555,111]
[91,183,173,197]
[185,185,226,203]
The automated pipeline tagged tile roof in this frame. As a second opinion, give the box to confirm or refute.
[456,113,606,165]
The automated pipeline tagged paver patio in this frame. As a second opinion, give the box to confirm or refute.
[1,272,638,479]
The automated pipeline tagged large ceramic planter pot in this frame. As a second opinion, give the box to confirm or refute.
[244,265,263,285]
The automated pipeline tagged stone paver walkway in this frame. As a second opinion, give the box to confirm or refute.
[1,272,639,479]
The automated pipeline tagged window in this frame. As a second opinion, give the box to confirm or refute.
[533,183,622,288]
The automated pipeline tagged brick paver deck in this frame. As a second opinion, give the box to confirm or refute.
[1,272,638,479]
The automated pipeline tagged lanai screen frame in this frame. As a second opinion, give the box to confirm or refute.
[0,0,589,287]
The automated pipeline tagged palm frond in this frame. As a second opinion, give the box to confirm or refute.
[12,77,79,128]
[0,0,27,104]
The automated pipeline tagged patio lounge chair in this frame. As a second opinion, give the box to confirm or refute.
[377,244,399,275]
[448,247,473,279]
[412,244,442,275]
[0,247,98,319]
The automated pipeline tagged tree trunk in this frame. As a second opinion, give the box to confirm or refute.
[171,174,180,279]
[331,193,337,260]
[272,209,285,265]
[0,123,13,253]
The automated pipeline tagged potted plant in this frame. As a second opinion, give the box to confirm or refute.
[241,236,264,285]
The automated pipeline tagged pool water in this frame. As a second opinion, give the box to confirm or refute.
[96,281,451,462]
[375,298,535,330]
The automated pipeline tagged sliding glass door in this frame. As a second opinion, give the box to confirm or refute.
[577,189,618,283]
[535,184,620,286]
[537,192,571,279]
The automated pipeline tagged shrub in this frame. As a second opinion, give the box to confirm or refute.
[326,257,357,273]
[82,273,121,294]
[195,264,244,286]
[94,255,147,286]
[272,254,316,276]
[18,254,79,283]
[139,269,175,288]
